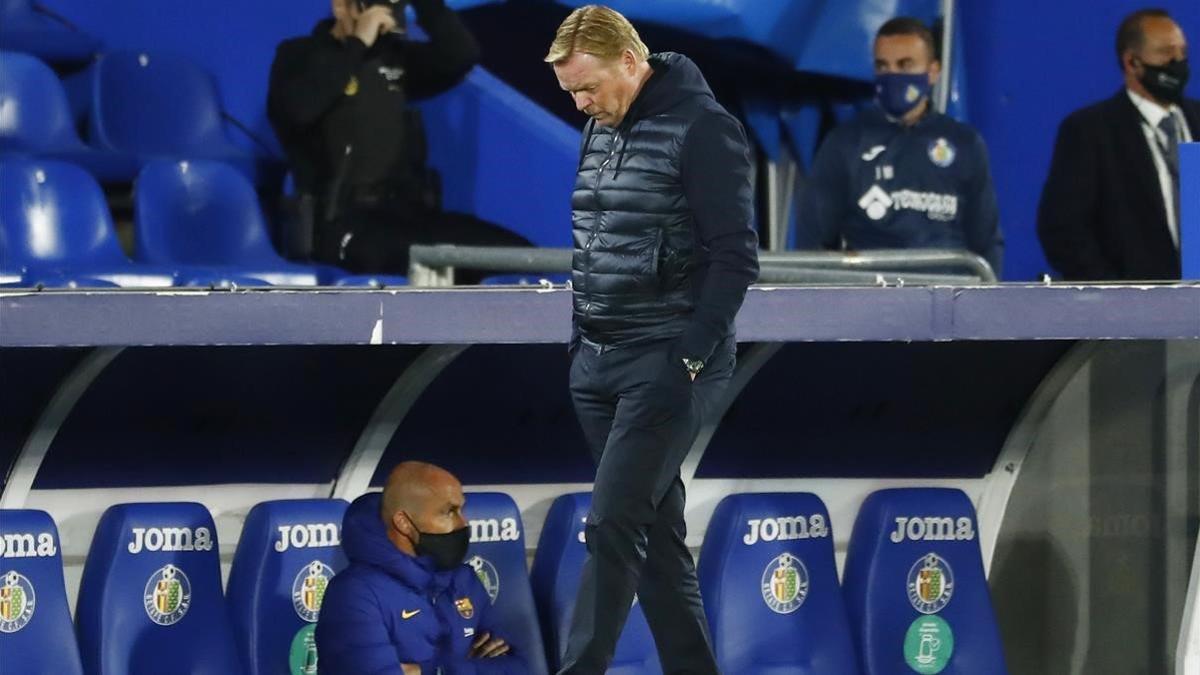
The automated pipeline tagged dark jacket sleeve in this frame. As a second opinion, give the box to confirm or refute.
[403,0,481,100]
[267,35,368,134]
[441,583,528,675]
[795,128,849,250]
[1037,112,1114,279]
[963,133,1004,277]
[315,577,407,675]
[676,111,760,364]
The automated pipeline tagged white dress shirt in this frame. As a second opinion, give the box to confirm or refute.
[1128,88,1193,248]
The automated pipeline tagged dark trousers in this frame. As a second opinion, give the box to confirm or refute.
[315,200,530,285]
[560,335,735,675]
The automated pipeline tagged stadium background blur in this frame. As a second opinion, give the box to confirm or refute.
[28,0,1200,278]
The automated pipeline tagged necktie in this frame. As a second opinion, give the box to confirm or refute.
[1158,113,1181,236]
[1158,113,1180,176]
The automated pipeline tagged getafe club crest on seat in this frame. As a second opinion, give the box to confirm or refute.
[761,552,809,615]
[144,563,191,626]
[293,561,333,622]
[0,571,35,633]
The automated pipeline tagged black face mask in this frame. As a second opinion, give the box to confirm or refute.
[411,522,470,571]
[1137,58,1190,105]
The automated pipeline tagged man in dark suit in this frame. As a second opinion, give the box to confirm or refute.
[1038,8,1197,281]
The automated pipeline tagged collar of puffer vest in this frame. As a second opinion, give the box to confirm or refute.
[618,51,716,130]
[589,52,718,177]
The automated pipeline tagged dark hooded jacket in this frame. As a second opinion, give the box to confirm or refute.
[267,0,479,198]
[571,52,759,363]
[315,493,525,674]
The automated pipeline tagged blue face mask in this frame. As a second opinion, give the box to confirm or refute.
[875,73,932,119]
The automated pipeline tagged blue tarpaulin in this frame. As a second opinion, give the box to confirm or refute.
[554,0,942,82]
[1182,143,1199,279]
[437,0,970,244]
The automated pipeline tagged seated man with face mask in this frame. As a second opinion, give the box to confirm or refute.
[316,462,526,674]
[796,17,1003,276]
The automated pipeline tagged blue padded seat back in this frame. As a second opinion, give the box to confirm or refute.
[134,159,281,267]
[0,509,84,674]
[88,51,229,154]
[463,492,549,675]
[698,492,859,675]
[529,492,661,675]
[227,499,349,675]
[0,3,99,64]
[0,50,85,152]
[843,488,1007,675]
[0,158,128,268]
[76,502,244,675]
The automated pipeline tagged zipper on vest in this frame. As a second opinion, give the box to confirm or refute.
[583,132,619,320]
[597,131,620,181]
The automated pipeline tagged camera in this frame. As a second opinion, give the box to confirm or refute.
[357,0,408,34]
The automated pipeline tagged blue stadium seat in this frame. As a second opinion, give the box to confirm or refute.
[0,50,83,155]
[227,499,349,675]
[0,509,84,674]
[85,51,261,182]
[76,502,244,674]
[0,159,175,287]
[334,275,409,288]
[133,160,332,285]
[464,492,549,675]
[842,488,1007,674]
[1,272,120,288]
[530,492,662,674]
[0,0,99,64]
[698,493,859,674]
[0,51,139,182]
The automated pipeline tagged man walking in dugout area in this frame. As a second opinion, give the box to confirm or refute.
[545,5,759,674]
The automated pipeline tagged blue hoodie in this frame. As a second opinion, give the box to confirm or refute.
[316,493,526,675]
[797,106,1004,275]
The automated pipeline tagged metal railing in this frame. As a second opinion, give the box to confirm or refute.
[408,246,571,286]
[758,249,996,282]
[408,245,996,286]
[757,266,982,286]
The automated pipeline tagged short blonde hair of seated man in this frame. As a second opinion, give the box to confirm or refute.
[544,4,650,64]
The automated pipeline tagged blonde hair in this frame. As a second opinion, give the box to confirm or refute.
[544,5,650,65]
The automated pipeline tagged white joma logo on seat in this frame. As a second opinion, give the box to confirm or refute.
[128,527,213,553]
[469,518,520,544]
[275,523,341,552]
[743,515,829,545]
[0,532,58,558]
[889,517,975,543]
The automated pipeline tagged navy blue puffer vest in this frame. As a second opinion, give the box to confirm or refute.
[571,53,717,346]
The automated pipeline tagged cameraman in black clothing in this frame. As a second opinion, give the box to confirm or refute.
[268,0,529,281]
